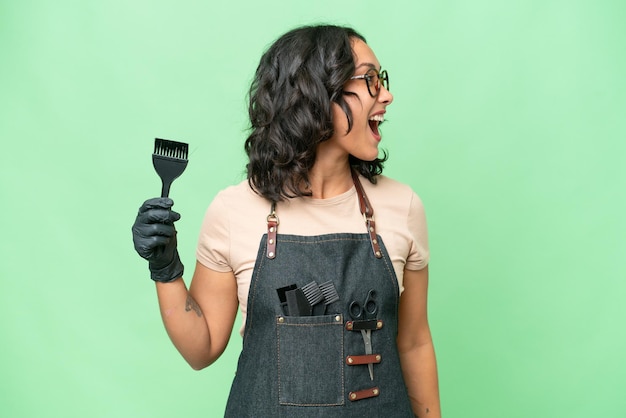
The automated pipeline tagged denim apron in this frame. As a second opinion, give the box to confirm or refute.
[224,172,414,417]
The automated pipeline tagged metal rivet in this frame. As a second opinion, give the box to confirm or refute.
[369,226,374,232]
[278,317,284,323]
[373,388,379,395]
[269,252,275,258]
[376,355,381,361]
[346,322,353,330]
[372,239,378,244]
[335,315,341,322]
[375,251,381,257]
[269,239,274,244]
[377,321,383,329]
[350,393,357,400]
[347,357,353,364]
[269,227,275,233]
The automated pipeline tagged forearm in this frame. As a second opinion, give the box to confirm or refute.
[399,340,441,418]
[133,199,236,369]
[155,278,213,370]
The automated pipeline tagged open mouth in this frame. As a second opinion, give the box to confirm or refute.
[368,114,384,139]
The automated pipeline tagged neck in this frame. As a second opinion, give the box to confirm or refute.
[307,162,353,199]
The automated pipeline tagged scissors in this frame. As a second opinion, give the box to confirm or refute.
[348,289,377,380]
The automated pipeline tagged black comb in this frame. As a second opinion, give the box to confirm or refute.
[152,138,189,197]
[319,281,340,314]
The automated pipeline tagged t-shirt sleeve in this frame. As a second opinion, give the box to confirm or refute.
[405,192,430,270]
[195,193,233,272]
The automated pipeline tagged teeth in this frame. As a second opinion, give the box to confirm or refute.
[369,114,384,122]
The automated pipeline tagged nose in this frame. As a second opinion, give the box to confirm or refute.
[378,85,393,105]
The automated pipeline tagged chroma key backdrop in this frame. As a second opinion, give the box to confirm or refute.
[1,1,625,417]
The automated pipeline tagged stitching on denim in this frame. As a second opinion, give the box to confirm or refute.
[378,237,400,307]
[340,314,345,405]
[279,237,370,245]
[278,322,343,327]
[244,242,267,337]
[276,316,281,404]
[280,402,344,407]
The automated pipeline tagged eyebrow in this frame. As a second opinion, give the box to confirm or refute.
[355,62,381,71]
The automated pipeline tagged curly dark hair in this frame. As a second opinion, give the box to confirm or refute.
[245,24,387,202]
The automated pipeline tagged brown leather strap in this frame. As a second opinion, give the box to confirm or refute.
[351,170,383,258]
[266,202,278,259]
[266,172,382,259]
[346,354,382,365]
[345,319,384,331]
[348,387,380,402]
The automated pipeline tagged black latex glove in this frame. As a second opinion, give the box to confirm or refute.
[132,197,184,283]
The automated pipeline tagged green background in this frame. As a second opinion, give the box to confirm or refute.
[1,0,624,417]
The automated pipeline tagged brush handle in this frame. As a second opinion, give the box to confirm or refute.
[153,154,188,198]
[161,180,172,198]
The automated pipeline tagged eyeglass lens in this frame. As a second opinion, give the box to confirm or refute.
[367,69,389,95]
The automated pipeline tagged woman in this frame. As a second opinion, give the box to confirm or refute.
[132,24,440,417]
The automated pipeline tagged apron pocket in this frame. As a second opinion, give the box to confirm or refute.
[276,314,344,406]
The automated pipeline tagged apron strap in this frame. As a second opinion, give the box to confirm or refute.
[264,171,383,259]
[351,170,383,259]
[266,201,278,259]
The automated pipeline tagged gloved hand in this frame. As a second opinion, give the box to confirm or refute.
[132,197,184,283]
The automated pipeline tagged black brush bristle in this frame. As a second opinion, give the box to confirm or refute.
[154,138,189,160]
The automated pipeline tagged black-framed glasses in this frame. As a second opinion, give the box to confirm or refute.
[350,68,389,97]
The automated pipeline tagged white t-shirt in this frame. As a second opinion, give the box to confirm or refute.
[196,175,429,335]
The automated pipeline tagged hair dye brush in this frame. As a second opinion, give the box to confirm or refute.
[152,138,189,197]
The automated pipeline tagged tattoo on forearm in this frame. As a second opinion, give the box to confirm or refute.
[416,407,430,417]
[185,295,203,317]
